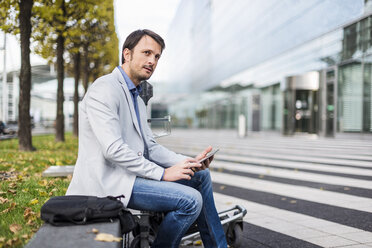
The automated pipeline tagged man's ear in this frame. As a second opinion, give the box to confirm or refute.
[123,48,132,62]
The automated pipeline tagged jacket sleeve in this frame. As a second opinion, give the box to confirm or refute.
[84,80,164,181]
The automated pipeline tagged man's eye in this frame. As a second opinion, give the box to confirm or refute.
[144,51,150,55]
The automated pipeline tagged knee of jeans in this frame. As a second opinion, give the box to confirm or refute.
[179,190,202,216]
[198,168,212,183]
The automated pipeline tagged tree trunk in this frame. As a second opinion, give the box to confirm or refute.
[93,58,100,80]
[55,33,65,142]
[83,44,89,94]
[73,52,80,137]
[18,0,35,151]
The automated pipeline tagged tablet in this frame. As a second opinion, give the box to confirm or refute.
[198,148,220,163]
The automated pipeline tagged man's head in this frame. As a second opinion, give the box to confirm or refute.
[121,29,165,85]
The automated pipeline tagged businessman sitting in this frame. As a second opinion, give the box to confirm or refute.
[67,29,227,248]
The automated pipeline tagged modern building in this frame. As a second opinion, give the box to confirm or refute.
[160,0,372,136]
[0,63,84,129]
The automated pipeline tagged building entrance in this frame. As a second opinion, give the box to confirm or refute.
[283,72,320,134]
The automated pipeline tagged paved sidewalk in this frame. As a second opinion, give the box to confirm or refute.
[159,129,372,248]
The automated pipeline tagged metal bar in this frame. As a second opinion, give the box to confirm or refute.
[181,205,247,242]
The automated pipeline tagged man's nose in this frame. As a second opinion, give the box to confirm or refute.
[148,55,156,65]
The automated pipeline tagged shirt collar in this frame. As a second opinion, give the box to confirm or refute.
[117,66,142,94]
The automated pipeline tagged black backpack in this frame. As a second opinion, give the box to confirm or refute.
[40,195,136,234]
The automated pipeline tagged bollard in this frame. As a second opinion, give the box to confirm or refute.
[238,114,246,138]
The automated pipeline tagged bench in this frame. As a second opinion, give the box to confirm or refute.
[25,219,123,248]
[26,166,124,248]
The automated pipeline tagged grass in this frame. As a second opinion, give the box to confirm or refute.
[0,133,77,247]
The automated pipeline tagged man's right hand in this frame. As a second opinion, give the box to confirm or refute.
[162,158,201,181]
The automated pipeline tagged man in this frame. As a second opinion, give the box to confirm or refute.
[67,29,227,247]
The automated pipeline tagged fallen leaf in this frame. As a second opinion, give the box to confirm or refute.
[22,188,29,193]
[21,234,29,239]
[281,197,287,201]
[290,200,297,204]
[7,189,16,194]
[24,207,36,220]
[194,240,203,245]
[8,182,17,188]
[1,202,16,214]
[26,219,35,226]
[38,180,48,186]
[0,191,6,195]
[344,187,350,191]
[0,237,5,242]
[39,191,48,197]
[219,185,226,190]
[94,233,122,242]
[217,167,224,172]
[92,228,99,234]
[258,175,264,178]
[29,198,39,205]
[0,197,8,204]
[9,224,22,234]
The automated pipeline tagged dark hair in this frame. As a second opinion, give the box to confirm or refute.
[121,29,165,64]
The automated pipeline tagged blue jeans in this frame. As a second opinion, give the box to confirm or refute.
[127,169,227,248]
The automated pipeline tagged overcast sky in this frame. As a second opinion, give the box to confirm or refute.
[114,0,180,47]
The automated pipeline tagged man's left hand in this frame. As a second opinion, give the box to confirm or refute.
[194,146,213,171]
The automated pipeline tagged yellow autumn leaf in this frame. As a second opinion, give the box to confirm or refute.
[194,240,203,245]
[56,160,63,166]
[38,180,48,186]
[39,191,48,197]
[9,224,22,234]
[94,233,122,242]
[30,198,39,205]
[22,188,29,193]
[0,197,8,204]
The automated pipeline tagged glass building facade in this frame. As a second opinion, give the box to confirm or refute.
[158,0,372,136]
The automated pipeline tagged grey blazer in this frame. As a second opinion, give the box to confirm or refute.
[66,67,186,206]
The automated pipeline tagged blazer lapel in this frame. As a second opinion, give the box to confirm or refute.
[112,68,142,138]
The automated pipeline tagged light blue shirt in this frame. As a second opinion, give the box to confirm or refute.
[117,66,149,159]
